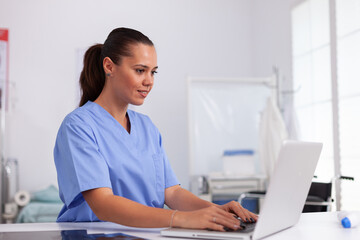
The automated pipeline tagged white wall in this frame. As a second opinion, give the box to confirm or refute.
[251,0,299,93]
[0,0,260,192]
[0,0,298,194]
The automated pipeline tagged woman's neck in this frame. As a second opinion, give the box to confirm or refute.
[95,95,130,133]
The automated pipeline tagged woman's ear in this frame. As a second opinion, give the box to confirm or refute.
[103,57,114,76]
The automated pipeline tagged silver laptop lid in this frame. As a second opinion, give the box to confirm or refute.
[253,141,322,239]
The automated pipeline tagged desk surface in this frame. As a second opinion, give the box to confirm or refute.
[0,212,359,240]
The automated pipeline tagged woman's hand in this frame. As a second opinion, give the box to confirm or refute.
[172,205,241,232]
[217,200,258,223]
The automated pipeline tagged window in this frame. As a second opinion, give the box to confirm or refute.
[291,0,334,181]
[291,0,360,210]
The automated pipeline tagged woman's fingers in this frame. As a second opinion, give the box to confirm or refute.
[222,201,258,223]
[208,215,241,231]
[248,210,258,221]
[177,206,242,231]
[236,205,254,222]
[206,207,241,231]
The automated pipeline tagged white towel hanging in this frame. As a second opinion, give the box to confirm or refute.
[259,97,288,180]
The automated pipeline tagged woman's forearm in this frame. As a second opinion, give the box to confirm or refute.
[83,187,248,231]
[83,188,176,228]
[165,186,214,211]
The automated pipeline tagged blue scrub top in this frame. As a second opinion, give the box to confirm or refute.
[54,101,179,222]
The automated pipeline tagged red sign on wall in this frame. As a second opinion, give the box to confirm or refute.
[0,29,9,109]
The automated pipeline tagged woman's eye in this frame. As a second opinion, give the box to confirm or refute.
[136,69,145,73]
[151,70,158,76]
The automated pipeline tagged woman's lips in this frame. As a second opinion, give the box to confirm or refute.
[138,90,149,98]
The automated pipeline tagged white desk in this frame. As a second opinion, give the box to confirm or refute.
[0,212,359,239]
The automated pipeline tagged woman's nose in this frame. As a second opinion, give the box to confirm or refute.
[143,73,154,86]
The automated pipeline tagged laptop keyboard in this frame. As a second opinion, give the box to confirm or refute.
[224,221,257,233]
[237,221,256,233]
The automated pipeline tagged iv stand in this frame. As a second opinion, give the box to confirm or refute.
[0,79,7,223]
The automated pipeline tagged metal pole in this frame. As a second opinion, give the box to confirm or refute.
[0,80,6,223]
[0,29,9,223]
[273,66,281,111]
[329,0,342,211]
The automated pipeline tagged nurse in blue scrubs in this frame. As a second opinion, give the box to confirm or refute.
[54,27,257,231]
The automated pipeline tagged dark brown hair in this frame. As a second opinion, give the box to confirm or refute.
[79,27,154,106]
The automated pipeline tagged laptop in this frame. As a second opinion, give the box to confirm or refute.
[161,141,323,240]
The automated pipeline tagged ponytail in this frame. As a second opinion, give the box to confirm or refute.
[79,44,105,106]
[79,28,154,107]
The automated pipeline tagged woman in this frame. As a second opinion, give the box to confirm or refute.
[54,27,257,231]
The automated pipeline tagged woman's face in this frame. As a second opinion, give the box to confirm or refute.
[105,43,158,106]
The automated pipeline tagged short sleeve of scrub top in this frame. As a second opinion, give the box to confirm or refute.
[54,101,179,222]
